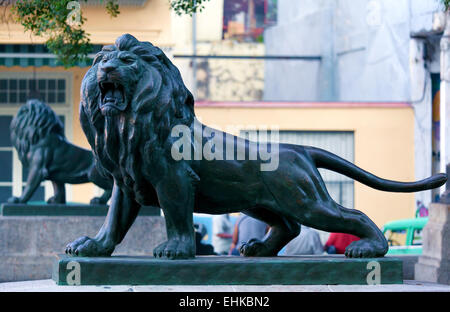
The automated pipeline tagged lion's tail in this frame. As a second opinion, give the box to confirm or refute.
[305,146,447,192]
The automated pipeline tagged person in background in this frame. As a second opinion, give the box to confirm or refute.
[229,213,269,256]
[282,225,324,255]
[324,232,360,254]
[212,214,233,255]
[194,223,216,255]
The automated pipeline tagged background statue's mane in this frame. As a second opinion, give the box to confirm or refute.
[10,99,65,164]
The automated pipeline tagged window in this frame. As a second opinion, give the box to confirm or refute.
[0,78,67,105]
[412,228,423,246]
[223,0,278,42]
[0,116,13,202]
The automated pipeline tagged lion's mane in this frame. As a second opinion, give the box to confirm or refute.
[80,34,196,200]
[10,99,65,165]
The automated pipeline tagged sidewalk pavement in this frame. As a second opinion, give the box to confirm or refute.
[0,279,449,292]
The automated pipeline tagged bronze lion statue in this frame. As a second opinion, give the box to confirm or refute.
[65,34,447,259]
[8,99,113,205]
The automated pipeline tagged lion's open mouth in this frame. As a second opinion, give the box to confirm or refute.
[99,81,127,114]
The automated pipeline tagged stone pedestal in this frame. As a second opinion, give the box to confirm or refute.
[0,204,166,282]
[53,255,403,286]
[415,203,450,285]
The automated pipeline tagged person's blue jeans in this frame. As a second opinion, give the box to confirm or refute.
[326,245,337,254]
[230,247,240,256]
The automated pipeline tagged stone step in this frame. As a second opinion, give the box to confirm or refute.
[0,203,160,216]
[53,254,403,286]
[0,214,167,282]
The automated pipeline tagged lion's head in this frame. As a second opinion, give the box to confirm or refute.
[10,99,65,165]
[81,33,194,122]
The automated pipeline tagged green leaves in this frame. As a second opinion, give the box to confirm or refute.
[10,0,118,68]
[105,0,120,18]
[443,0,450,11]
[9,0,207,68]
[169,0,211,16]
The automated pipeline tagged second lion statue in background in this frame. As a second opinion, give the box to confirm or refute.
[8,99,113,205]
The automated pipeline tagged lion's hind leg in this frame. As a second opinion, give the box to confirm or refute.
[239,208,300,257]
[289,201,388,258]
[265,153,388,258]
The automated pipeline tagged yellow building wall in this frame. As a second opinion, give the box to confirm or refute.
[0,0,172,45]
[194,104,416,228]
[82,0,172,45]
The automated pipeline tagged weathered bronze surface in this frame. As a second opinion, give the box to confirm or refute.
[8,99,113,205]
[65,34,447,259]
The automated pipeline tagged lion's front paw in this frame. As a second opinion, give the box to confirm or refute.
[7,196,21,204]
[240,238,272,257]
[153,239,195,259]
[65,236,113,257]
[344,239,387,258]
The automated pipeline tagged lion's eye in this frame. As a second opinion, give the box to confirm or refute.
[121,57,135,64]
